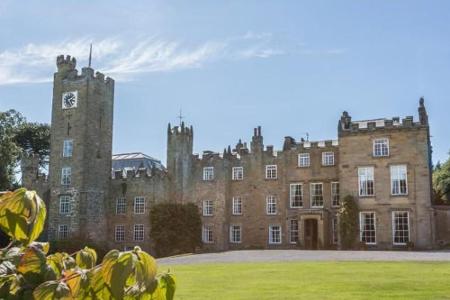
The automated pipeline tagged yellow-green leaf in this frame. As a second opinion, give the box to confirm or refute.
[102,250,135,299]
[17,246,46,275]
[33,280,70,300]
[135,249,157,290]
[76,246,97,269]
[0,188,47,245]
[158,274,176,300]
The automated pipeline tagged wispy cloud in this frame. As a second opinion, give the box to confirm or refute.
[0,32,345,85]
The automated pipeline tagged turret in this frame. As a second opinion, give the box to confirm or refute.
[167,122,194,203]
[21,153,40,188]
[56,55,77,77]
[418,97,429,126]
[250,126,264,153]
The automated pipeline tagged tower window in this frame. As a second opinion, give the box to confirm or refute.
[202,200,213,216]
[230,225,242,243]
[232,197,242,215]
[115,225,125,242]
[266,195,277,215]
[63,140,73,157]
[116,198,126,214]
[59,195,71,214]
[322,152,335,166]
[61,167,72,186]
[298,153,310,167]
[373,138,389,157]
[203,167,214,181]
[265,165,277,179]
[269,225,282,244]
[58,224,69,240]
[232,167,244,180]
[202,225,214,243]
[310,183,324,208]
[134,197,145,214]
[133,224,144,241]
[390,165,408,195]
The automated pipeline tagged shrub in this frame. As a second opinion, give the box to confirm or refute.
[338,195,359,250]
[0,188,176,299]
[150,203,202,257]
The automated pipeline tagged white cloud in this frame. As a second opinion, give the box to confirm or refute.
[0,33,346,85]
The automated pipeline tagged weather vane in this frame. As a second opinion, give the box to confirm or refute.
[178,109,184,126]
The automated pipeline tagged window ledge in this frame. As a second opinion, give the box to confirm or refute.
[390,194,409,197]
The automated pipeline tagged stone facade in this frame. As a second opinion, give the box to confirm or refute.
[22,55,450,254]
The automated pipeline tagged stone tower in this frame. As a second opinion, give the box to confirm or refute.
[47,55,114,244]
[167,122,193,203]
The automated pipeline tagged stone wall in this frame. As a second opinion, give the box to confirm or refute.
[107,169,169,254]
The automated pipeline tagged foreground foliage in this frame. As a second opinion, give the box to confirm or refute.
[150,203,202,257]
[0,189,175,299]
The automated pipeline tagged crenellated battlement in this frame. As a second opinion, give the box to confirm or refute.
[168,122,193,137]
[56,55,114,85]
[338,98,429,136]
[57,55,76,70]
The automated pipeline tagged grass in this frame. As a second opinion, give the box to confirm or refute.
[161,261,450,300]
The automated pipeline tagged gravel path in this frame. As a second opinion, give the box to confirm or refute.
[157,250,450,265]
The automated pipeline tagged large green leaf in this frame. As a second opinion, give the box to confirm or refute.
[64,269,89,298]
[17,246,46,275]
[135,248,157,290]
[33,280,70,300]
[0,188,46,245]
[87,266,112,299]
[102,250,135,299]
[46,252,65,277]
[158,274,176,300]
[76,246,97,269]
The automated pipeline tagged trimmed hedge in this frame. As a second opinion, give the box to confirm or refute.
[150,203,202,257]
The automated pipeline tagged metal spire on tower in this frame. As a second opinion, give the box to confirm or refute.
[88,43,92,68]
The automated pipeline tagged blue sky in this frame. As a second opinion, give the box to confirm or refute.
[0,0,449,164]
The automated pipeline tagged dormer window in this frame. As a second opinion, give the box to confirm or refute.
[373,138,389,157]
[203,167,214,181]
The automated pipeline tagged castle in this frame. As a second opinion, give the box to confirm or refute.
[22,55,450,253]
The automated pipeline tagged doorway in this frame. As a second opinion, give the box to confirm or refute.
[304,219,318,250]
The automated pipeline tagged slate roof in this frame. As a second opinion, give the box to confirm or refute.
[112,152,165,171]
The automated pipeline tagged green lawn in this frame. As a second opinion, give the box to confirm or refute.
[161,261,450,300]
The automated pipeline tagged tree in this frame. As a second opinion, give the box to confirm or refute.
[14,122,50,165]
[150,203,202,257]
[0,110,50,190]
[338,195,359,250]
[0,110,24,190]
[433,152,450,204]
[0,188,176,299]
